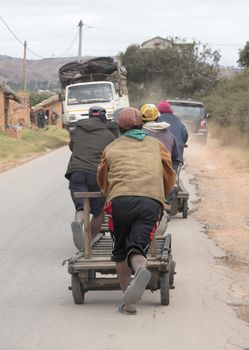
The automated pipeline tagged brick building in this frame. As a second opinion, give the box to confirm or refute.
[0,83,21,130]
[9,92,30,127]
[33,94,63,128]
[0,83,30,131]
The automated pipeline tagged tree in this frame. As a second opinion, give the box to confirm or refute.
[238,41,249,68]
[119,39,220,105]
[29,91,53,107]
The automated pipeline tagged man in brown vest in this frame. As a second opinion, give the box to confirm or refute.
[97,107,175,314]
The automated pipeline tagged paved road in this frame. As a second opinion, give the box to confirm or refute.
[0,147,248,350]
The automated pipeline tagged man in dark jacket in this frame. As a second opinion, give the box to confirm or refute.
[157,100,189,212]
[37,108,46,128]
[65,106,115,250]
[157,100,188,167]
[140,103,179,168]
[141,103,179,235]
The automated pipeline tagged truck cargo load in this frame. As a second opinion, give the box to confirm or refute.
[59,57,127,89]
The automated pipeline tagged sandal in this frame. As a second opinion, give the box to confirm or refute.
[122,268,151,305]
[71,221,84,250]
[118,304,137,315]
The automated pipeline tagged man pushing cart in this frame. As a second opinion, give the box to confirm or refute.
[97,107,175,314]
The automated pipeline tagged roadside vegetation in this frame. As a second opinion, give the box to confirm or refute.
[119,39,249,150]
[203,69,249,148]
[29,91,54,106]
[0,126,69,172]
[120,39,220,106]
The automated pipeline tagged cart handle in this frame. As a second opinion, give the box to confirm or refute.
[73,192,104,259]
[74,191,103,198]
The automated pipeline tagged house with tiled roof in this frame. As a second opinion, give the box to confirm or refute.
[33,94,63,128]
[0,83,21,129]
[0,83,30,136]
[141,36,173,50]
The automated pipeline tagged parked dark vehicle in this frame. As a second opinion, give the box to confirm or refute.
[167,99,211,143]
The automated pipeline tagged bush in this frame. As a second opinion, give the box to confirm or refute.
[203,69,249,136]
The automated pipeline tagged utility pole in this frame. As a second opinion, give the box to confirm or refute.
[78,20,83,61]
[22,40,27,91]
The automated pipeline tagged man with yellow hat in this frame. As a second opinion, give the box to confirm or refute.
[140,103,179,169]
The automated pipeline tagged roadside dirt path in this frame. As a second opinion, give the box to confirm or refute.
[185,138,249,323]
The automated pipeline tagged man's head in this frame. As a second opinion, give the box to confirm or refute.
[89,106,107,123]
[157,100,173,114]
[116,107,142,133]
[140,104,160,123]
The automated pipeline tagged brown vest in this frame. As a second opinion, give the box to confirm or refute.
[105,135,166,206]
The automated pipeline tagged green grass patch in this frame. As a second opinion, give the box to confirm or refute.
[0,126,69,171]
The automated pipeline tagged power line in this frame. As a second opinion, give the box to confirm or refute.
[57,31,79,57]
[0,15,24,46]
[86,23,148,39]
[0,15,79,59]
[41,26,76,41]
[0,15,45,58]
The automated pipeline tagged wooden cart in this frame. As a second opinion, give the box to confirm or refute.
[170,165,189,218]
[66,192,176,305]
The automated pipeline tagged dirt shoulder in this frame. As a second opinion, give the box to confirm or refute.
[185,137,249,322]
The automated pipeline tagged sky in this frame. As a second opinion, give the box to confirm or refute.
[0,0,248,67]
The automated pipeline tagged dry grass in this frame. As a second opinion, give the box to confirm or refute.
[209,124,249,168]
[0,126,69,172]
[186,136,249,323]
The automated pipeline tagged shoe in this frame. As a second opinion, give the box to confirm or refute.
[122,268,151,305]
[71,221,84,250]
[118,303,137,315]
[156,211,169,236]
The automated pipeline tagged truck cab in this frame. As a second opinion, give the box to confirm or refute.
[64,81,129,128]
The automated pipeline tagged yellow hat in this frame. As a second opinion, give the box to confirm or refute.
[140,104,160,122]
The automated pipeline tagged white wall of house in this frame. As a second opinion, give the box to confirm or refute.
[142,37,172,50]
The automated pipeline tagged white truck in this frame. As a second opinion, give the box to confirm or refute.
[58,57,129,129]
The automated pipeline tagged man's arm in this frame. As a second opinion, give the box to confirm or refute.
[97,149,109,196]
[159,143,176,198]
[171,136,179,164]
[69,129,76,151]
[182,124,188,144]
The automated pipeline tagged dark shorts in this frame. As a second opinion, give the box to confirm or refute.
[104,196,162,263]
[69,171,105,216]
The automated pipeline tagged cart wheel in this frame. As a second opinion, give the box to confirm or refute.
[71,274,85,304]
[169,260,176,286]
[182,200,188,218]
[170,198,178,216]
[160,272,170,305]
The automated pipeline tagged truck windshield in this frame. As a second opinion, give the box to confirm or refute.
[67,83,113,105]
[170,103,204,118]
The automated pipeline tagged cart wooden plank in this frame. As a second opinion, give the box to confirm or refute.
[67,191,175,305]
